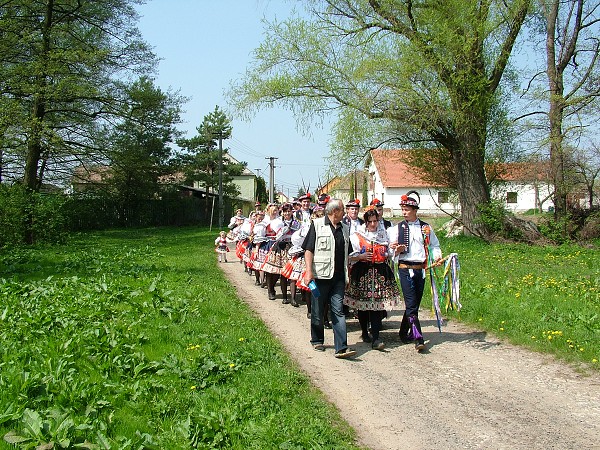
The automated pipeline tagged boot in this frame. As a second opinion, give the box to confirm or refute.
[399,313,411,343]
[280,277,289,304]
[266,273,277,300]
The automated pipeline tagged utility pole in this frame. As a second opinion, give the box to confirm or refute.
[218,133,224,228]
[266,156,278,203]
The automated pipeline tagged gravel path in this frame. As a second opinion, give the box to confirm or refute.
[220,261,600,450]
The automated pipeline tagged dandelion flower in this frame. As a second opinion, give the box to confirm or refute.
[499,327,504,331]
[190,386,197,390]
[229,363,235,368]
[238,337,245,342]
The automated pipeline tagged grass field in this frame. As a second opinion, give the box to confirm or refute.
[0,228,362,449]
[0,226,598,448]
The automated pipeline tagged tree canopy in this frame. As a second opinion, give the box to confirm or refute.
[229,0,532,236]
[0,0,157,191]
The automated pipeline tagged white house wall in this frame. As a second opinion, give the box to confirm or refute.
[368,160,554,217]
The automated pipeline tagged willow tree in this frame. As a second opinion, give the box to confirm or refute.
[229,0,531,237]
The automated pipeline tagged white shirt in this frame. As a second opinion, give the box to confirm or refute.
[387,219,442,263]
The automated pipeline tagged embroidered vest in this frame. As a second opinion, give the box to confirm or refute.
[396,220,430,254]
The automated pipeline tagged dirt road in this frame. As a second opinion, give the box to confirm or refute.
[219,261,600,450]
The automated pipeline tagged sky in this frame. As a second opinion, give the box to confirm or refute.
[135,0,333,198]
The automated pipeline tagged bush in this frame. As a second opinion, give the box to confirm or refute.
[0,184,68,246]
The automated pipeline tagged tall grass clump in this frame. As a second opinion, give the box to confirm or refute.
[0,227,361,449]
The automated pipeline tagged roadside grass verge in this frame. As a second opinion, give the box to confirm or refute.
[0,227,362,449]
[424,234,599,369]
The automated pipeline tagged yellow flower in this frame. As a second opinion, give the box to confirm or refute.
[229,363,235,368]
[547,335,553,340]
[531,336,536,339]
[499,327,504,331]
[190,385,196,390]
[592,359,598,363]
[238,337,245,342]
[580,347,585,352]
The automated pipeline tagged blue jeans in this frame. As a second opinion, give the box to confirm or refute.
[310,274,348,353]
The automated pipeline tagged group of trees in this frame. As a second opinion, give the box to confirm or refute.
[2,0,598,243]
[229,0,600,237]
[0,1,244,243]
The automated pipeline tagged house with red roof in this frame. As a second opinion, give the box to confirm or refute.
[368,149,554,216]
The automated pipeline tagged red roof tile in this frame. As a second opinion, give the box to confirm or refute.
[370,149,436,188]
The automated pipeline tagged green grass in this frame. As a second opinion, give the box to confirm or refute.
[424,233,599,368]
[1,226,598,448]
[0,227,362,449]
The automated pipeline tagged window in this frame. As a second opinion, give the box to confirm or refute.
[437,191,449,203]
[506,192,518,204]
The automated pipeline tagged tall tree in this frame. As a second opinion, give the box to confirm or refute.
[177,106,245,218]
[541,0,600,218]
[0,0,156,191]
[229,0,531,237]
[107,77,184,224]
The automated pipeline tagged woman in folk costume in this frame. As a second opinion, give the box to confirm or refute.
[282,206,325,318]
[265,203,301,305]
[214,231,229,263]
[387,191,442,352]
[253,203,284,300]
[247,210,266,282]
[237,211,257,274]
[345,207,400,351]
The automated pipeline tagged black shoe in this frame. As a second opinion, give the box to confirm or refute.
[415,340,426,352]
[399,333,411,344]
[282,297,290,304]
[255,280,261,286]
[291,298,299,307]
[324,321,332,329]
[306,312,311,319]
[268,291,276,300]
[361,334,372,343]
[372,340,385,351]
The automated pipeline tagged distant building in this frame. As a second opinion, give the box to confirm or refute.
[367,149,554,216]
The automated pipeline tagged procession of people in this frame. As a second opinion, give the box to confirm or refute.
[221,190,444,358]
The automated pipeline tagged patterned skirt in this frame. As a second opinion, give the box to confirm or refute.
[215,244,229,255]
[344,262,400,311]
[260,241,292,274]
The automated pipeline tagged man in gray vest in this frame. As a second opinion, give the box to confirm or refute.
[302,198,356,359]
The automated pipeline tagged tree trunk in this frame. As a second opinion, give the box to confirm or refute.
[451,141,490,238]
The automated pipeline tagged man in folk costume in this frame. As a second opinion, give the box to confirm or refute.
[387,191,442,352]
[317,193,330,208]
[295,192,313,224]
[342,198,364,234]
[370,198,392,230]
